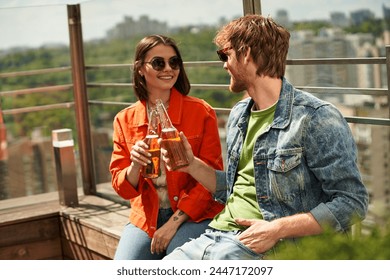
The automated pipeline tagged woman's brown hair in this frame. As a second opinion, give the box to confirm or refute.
[132,35,191,101]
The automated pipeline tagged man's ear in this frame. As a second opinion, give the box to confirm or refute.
[243,46,251,64]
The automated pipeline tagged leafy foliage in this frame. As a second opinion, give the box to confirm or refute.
[344,18,386,38]
[268,221,390,260]
[293,20,332,35]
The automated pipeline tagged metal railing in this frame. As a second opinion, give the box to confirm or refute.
[86,56,390,125]
[1,3,390,198]
[1,56,390,195]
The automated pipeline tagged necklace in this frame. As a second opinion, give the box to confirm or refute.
[146,100,169,119]
[147,99,169,111]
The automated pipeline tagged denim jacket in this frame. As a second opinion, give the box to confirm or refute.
[215,77,368,232]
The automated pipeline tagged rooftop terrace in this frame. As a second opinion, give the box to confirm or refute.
[0,0,389,260]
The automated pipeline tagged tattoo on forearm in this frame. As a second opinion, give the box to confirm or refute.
[173,210,185,222]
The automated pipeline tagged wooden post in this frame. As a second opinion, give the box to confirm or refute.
[0,105,7,161]
[52,128,78,207]
[242,0,262,15]
[386,45,390,118]
[67,4,96,195]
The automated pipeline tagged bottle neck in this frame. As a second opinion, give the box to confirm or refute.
[156,99,173,130]
[146,108,160,135]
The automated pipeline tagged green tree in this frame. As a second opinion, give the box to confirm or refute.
[268,222,390,260]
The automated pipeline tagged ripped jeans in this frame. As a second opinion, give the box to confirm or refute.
[163,229,264,260]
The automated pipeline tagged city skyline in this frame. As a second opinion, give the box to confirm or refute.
[0,0,387,50]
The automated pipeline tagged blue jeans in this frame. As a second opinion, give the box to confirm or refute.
[114,208,212,260]
[163,229,264,260]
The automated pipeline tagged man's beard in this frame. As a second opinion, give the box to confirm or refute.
[229,74,246,93]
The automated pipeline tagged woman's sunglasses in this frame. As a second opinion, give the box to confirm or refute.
[216,46,233,62]
[144,56,182,71]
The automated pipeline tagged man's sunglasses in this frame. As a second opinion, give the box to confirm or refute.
[216,46,233,62]
[144,56,182,71]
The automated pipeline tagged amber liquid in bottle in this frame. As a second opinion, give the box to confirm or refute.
[141,108,161,178]
[156,99,189,170]
[142,134,160,178]
[160,128,189,170]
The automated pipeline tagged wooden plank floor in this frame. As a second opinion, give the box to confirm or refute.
[0,186,130,260]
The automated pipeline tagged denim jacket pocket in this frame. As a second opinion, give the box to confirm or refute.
[267,148,303,172]
[266,148,305,204]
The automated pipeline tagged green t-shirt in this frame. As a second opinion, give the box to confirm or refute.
[210,102,276,231]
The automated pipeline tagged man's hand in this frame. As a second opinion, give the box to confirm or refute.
[235,213,323,254]
[235,218,280,254]
[160,131,218,193]
[159,131,194,172]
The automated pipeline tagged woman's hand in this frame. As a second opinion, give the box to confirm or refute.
[126,140,151,186]
[150,222,177,255]
[130,140,151,169]
[150,209,189,254]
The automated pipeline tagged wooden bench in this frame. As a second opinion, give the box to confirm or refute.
[0,189,129,260]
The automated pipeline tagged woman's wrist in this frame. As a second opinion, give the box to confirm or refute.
[170,210,189,227]
[126,163,141,187]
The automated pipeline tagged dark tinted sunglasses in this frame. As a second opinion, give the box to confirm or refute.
[216,46,233,62]
[145,56,182,71]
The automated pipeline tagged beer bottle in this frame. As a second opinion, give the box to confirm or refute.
[155,99,189,170]
[141,108,161,178]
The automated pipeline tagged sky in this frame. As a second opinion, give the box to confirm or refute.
[0,0,387,50]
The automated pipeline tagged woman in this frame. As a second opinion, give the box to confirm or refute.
[109,35,224,259]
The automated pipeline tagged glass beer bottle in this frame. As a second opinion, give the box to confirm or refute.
[141,108,161,178]
[155,99,189,170]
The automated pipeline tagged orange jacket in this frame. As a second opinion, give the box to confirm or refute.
[110,88,224,237]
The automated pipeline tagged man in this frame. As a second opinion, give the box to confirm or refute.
[161,14,368,260]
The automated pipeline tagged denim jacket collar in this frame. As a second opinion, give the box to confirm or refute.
[240,77,293,130]
[273,77,294,129]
